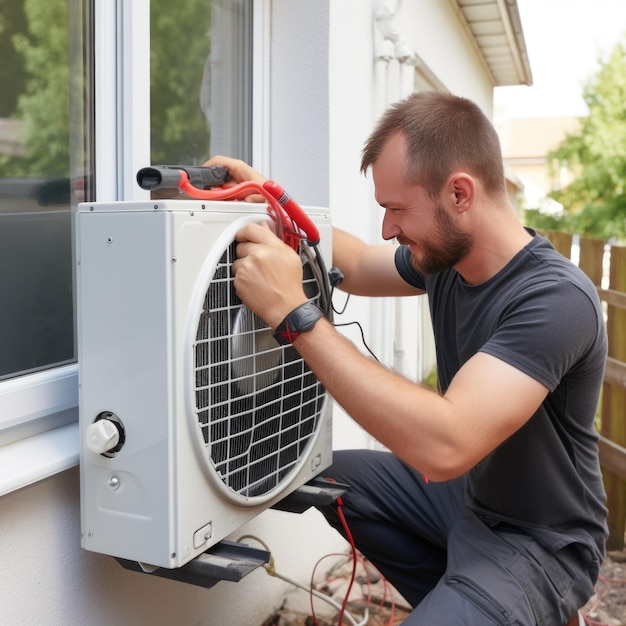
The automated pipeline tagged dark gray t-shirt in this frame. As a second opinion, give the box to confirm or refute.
[395,232,608,560]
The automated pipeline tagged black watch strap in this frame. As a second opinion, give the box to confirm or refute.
[273,302,325,345]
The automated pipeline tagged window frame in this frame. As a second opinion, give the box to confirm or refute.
[0,0,264,496]
[251,0,270,173]
[0,0,150,495]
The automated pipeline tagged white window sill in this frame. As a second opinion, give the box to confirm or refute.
[0,363,79,497]
[0,421,79,497]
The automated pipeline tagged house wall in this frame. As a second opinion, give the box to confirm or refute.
[495,114,581,206]
[0,2,497,624]
[0,467,341,625]
[323,0,494,449]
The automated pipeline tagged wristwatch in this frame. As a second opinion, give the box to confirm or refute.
[273,302,325,345]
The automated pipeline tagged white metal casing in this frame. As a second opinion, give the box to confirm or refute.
[76,199,333,569]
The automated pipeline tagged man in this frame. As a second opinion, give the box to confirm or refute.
[205,91,608,625]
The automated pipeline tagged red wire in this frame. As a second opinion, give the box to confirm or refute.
[308,552,350,625]
[361,557,396,626]
[177,176,303,250]
[308,545,397,626]
[335,497,359,626]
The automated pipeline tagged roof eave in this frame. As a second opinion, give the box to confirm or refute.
[451,0,533,87]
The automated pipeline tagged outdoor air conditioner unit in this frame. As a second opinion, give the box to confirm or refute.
[76,199,333,570]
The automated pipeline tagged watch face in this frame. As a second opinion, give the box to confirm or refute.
[289,303,324,331]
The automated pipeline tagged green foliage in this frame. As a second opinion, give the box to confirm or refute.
[149,0,212,164]
[547,36,626,240]
[0,0,215,177]
[0,0,27,116]
[422,365,438,392]
[523,208,569,233]
[0,0,69,177]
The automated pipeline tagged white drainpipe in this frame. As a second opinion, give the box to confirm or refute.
[373,0,425,379]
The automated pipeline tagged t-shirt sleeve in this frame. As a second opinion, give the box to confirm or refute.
[394,245,426,290]
[479,278,605,392]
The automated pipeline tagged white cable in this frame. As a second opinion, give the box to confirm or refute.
[268,568,369,626]
[236,535,369,626]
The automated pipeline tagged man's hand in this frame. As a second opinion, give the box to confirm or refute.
[202,157,305,325]
[202,156,266,202]
[233,222,308,330]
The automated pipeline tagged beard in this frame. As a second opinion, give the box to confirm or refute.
[403,201,473,275]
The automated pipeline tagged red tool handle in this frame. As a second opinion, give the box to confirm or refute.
[262,180,320,246]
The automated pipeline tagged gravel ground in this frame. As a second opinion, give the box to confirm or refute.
[580,550,626,625]
[262,549,626,626]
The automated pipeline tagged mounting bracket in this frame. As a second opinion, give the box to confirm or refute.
[115,477,350,588]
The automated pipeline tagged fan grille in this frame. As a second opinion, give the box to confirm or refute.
[193,241,327,499]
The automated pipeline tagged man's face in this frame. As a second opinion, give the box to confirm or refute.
[372,134,473,275]
[400,198,473,275]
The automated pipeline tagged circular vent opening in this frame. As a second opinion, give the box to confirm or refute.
[193,241,328,500]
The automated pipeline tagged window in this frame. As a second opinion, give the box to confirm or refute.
[0,0,93,382]
[0,0,92,492]
[0,0,252,384]
[0,0,255,492]
[149,0,252,165]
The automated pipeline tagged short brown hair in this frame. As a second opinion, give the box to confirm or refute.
[360,91,506,197]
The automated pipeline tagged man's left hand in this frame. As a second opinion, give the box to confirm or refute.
[233,222,308,330]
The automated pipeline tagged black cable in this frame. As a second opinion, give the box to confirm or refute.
[311,243,333,318]
[331,285,351,316]
[332,321,380,362]
[310,245,378,361]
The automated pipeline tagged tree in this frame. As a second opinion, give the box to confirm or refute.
[0,0,27,117]
[546,36,626,240]
[0,0,215,177]
[149,0,213,165]
[0,0,69,177]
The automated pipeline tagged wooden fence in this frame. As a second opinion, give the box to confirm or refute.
[547,231,626,550]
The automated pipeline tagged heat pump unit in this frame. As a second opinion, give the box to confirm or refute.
[76,199,333,569]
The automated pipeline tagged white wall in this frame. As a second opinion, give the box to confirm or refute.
[0,2,498,624]
[325,0,495,449]
[0,467,345,625]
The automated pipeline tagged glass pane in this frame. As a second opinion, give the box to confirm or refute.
[0,0,93,380]
[150,0,252,166]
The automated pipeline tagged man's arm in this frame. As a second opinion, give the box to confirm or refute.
[207,158,549,479]
[203,156,422,298]
[332,228,423,297]
[233,222,549,482]
[293,318,549,481]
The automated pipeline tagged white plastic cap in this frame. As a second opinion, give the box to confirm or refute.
[86,419,120,455]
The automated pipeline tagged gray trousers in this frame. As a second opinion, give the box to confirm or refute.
[317,449,597,625]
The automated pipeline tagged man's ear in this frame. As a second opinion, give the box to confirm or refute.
[447,173,474,214]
